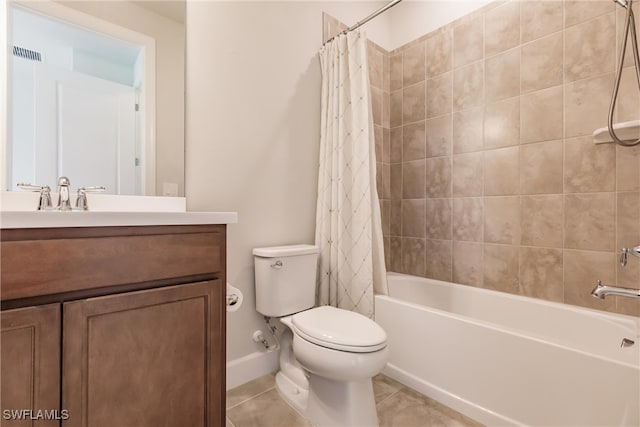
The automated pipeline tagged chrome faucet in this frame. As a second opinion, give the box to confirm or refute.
[56,176,72,211]
[17,178,104,211]
[591,280,640,299]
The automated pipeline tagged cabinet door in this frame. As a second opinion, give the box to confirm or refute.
[1,304,61,427]
[62,281,225,427]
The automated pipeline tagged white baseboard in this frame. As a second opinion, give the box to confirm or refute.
[226,350,279,391]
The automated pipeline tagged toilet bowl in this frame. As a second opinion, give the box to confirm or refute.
[277,307,388,427]
[253,245,388,426]
[290,306,387,380]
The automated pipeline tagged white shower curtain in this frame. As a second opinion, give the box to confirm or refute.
[315,31,387,318]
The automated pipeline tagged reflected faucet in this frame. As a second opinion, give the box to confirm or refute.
[591,280,640,299]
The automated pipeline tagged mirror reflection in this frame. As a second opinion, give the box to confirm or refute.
[6,1,185,196]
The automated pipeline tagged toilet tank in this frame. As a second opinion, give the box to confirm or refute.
[253,244,319,317]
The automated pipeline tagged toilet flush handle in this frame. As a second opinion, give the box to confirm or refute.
[271,260,283,269]
[621,338,635,348]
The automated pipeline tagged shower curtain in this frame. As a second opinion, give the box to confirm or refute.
[315,31,387,318]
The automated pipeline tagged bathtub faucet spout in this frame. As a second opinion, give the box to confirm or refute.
[591,280,640,299]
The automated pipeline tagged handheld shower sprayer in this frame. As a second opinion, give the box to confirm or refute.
[609,0,640,146]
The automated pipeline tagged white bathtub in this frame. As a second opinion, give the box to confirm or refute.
[375,273,640,426]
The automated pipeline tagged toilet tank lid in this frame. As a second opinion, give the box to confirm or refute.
[253,244,319,257]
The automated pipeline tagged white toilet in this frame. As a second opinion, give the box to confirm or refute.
[253,244,388,427]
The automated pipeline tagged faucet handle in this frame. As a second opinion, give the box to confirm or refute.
[620,246,640,267]
[16,182,53,210]
[75,186,106,211]
[621,248,628,266]
[79,186,106,192]
[18,182,47,191]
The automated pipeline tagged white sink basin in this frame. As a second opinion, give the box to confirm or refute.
[0,191,238,228]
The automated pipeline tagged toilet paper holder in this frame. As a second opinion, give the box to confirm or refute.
[227,293,240,307]
[226,283,243,312]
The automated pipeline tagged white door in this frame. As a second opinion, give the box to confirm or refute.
[32,63,136,194]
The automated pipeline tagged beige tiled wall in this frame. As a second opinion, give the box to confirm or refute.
[381,0,640,316]
[369,42,392,271]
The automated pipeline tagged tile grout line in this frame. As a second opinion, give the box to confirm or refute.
[226,385,276,411]
[375,387,404,409]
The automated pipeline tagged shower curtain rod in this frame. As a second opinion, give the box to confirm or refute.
[324,0,403,45]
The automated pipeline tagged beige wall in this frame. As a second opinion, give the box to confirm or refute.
[185,1,390,363]
[388,0,492,49]
[382,0,640,317]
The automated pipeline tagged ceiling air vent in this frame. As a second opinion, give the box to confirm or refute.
[13,46,42,62]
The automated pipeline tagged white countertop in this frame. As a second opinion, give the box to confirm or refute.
[0,211,238,229]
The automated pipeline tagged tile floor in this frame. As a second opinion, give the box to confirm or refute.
[226,373,483,427]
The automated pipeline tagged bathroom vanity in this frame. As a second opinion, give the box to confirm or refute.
[0,210,236,426]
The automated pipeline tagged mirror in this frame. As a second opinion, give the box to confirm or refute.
[5,0,185,196]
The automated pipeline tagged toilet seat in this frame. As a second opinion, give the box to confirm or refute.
[291,306,387,353]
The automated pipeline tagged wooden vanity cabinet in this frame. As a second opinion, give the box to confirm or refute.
[1,304,61,427]
[63,280,224,427]
[1,225,226,427]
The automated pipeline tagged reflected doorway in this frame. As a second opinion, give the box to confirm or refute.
[10,5,146,194]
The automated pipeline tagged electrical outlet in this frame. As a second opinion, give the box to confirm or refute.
[162,182,178,197]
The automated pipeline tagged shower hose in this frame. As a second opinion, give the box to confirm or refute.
[610,0,640,146]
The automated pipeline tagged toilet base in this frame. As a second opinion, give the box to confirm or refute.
[274,315,383,426]
[275,371,309,415]
[274,327,310,416]
[306,373,378,427]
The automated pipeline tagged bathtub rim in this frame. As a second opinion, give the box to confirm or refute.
[384,272,640,328]
[379,272,640,370]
